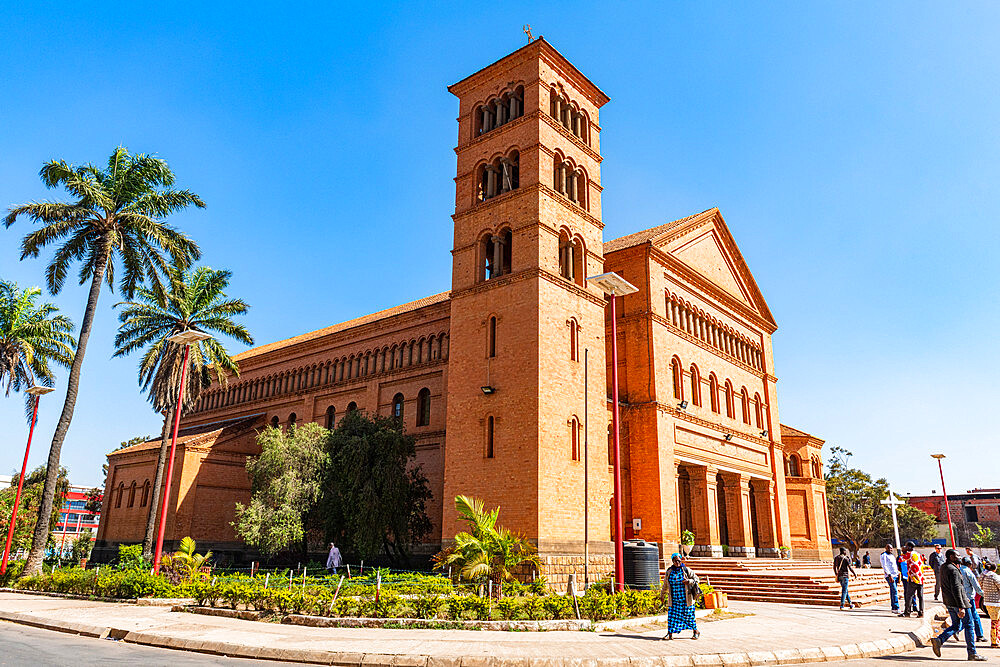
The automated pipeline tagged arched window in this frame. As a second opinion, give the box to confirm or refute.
[481,229,513,281]
[486,416,495,458]
[115,483,124,509]
[558,233,585,285]
[689,365,701,407]
[788,454,801,477]
[347,401,358,412]
[725,381,735,418]
[141,480,150,507]
[270,415,279,428]
[709,374,720,413]
[740,388,751,424]
[475,86,524,136]
[478,153,520,202]
[488,316,497,358]
[671,357,684,400]
[568,318,580,362]
[570,416,580,461]
[754,393,763,429]
[325,405,336,429]
[127,482,137,508]
[289,412,297,427]
[552,158,587,209]
[391,393,405,420]
[416,388,431,426]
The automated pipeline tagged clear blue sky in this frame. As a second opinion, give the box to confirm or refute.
[2,2,997,497]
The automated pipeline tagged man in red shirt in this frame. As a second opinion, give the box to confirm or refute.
[902,541,925,617]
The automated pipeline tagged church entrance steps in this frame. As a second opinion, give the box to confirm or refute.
[670,557,935,607]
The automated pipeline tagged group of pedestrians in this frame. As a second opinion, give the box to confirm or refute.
[928,547,1000,661]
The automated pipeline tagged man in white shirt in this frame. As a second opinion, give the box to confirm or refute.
[326,542,342,574]
[880,543,901,614]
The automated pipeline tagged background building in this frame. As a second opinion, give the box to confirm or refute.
[908,488,1000,547]
[94,39,832,573]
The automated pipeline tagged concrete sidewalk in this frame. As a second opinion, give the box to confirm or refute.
[0,592,935,666]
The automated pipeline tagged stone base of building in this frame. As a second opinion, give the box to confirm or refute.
[691,544,724,557]
[727,546,756,558]
[755,547,782,558]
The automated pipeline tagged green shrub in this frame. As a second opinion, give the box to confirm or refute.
[95,569,172,599]
[0,561,25,587]
[412,594,445,619]
[543,594,573,619]
[116,544,148,572]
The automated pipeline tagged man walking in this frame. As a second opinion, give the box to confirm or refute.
[881,543,901,614]
[931,549,986,661]
[981,561,1000,649]
[930,544,945,601]
[326,542,342,574]
[834,547,857,610]
[968,547,984,575]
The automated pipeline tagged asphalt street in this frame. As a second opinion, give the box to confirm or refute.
[0,620,298,666]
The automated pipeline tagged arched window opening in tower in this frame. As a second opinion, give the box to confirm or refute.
[671,357,684,400]
[481,229,513,281]
[558,233,585,285]
[325,405,336,429]
[478,152,519,202]
[486,415,495,458]
[570,416,580,461]
[416,388,431,427]
[552,157,588,209]
[392,393,404,421]
[709,374,720,413]
[549,89,589,144]
[475,86,524,136]
[568,318,580,362]
[689,365,701,407]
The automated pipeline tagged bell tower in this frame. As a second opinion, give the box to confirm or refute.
[442,38,613,565]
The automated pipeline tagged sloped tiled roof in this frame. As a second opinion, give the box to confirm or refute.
[780,424,813,439]
[233,292,450,362]
[110,415,261,457]
[603,209,716,254]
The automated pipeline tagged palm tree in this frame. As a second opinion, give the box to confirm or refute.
[113,262,252,558]
[4,147,204,575]
[434,495,539,596]
[160,536,212,582]
[0,280,75,419]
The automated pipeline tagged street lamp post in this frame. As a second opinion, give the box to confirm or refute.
[588,272,638,593]
[1,385,55,575]
[931,454,956,548]
[152,329,212,574]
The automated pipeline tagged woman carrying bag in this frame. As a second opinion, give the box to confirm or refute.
[660,553,701,640]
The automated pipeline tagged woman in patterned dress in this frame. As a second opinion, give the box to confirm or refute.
[659,553,701,640]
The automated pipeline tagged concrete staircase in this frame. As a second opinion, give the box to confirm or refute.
[673,557,935,607]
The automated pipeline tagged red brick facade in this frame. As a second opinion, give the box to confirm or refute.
[95,39,831,569]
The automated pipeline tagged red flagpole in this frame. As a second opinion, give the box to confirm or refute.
[152,343,191,573]
[1,395,41,574]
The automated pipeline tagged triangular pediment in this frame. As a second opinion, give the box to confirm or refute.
[653,209,776,327]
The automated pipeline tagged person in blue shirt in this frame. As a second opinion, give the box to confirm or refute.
[880,544,901,614]
[961,557,986,643]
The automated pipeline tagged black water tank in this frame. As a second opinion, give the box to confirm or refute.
[623,540,660,589]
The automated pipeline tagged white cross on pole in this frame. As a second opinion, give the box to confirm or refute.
[881,487,904,552]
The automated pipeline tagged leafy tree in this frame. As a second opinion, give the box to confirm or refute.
[321,410,432,564]
[824,446,890,557]
[5,147,203,575]
[113,262,252,558]
[895,503,936,545]
[234,423,329,558]
[71,528,93,563]
[433,495,540,596]
[0,280,74,419]
[84,436,149,513]
[0,465,70,555]
[971,524,997,550]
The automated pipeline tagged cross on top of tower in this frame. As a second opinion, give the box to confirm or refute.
[523,24,534,43]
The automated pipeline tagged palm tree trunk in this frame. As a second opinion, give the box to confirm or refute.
[23,255,108,576]
[142,410,173,560]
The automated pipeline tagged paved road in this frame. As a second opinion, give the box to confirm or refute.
[0,619,297,666]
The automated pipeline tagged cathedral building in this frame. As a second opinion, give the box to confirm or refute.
[94,39,832,571]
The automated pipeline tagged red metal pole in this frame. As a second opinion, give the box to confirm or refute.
[609,293,625,592]
[152,343,191,574]
[937,458,956,548]
[1,395,40,574]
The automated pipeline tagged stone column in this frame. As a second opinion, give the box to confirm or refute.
[492,236,502,278]
[567,170,577,201]
[558,163,566,193]
[509,96,517,119]
[553,96,561,121]
[687,465,722,557]
[487,168,497,198]
[751,479,779,556]
[719,473,755,557]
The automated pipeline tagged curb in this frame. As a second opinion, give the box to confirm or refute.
[0,600,943,666]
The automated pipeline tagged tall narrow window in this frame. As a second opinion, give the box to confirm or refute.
[569,318,580,362]
[754,393,763,429]
[788,454,801,477]
[289,413,297,427]
[325,405,336,429]
[741,388,751,425]
[671,358,684,400]
[392,393,404,420]
[115,483,124,509]
[416,388,431,426]
[127,482,136,508]
[725,381,735,418]
[709,374,720,413]
[488,316,497,358]
[141,480,150,507]
[486,416,495,458]
[689,365,701,407]
[347,401,358,412]
[570,417,580,461]
[270,415,279,428]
